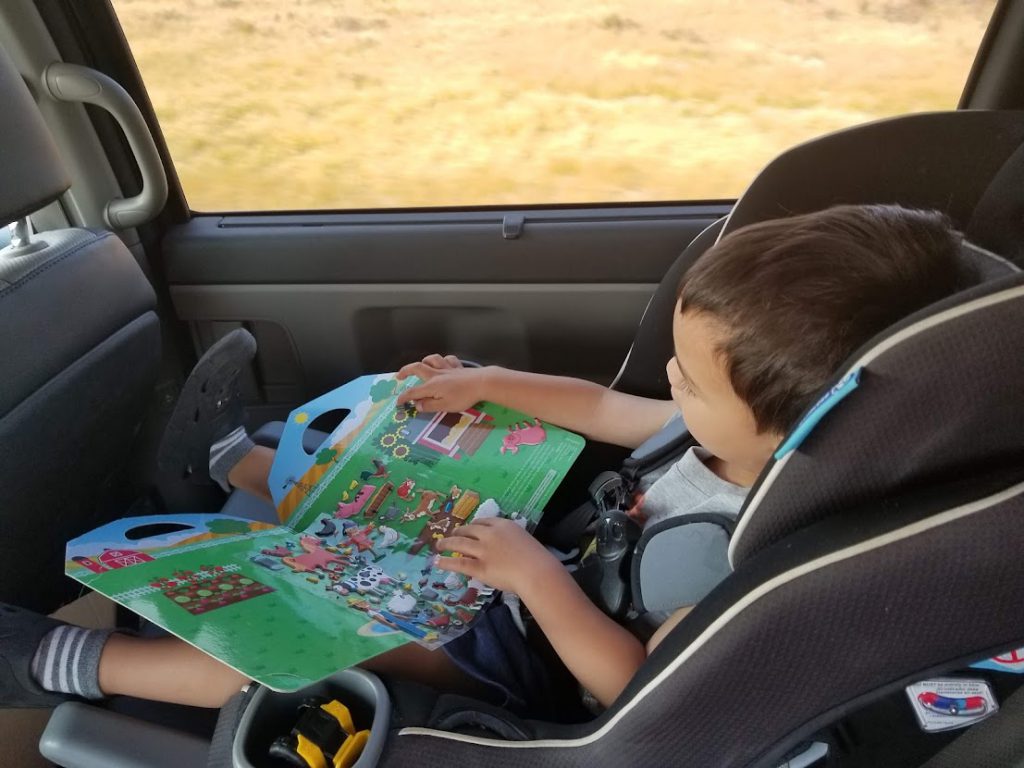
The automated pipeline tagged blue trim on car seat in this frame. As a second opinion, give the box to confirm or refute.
[774,368,862,460]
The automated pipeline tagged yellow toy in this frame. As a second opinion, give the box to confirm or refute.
[268,697,369,768]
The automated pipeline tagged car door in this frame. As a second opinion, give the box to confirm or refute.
[33,1,997,428]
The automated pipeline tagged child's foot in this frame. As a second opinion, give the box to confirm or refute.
[0,604,110,708]
[158,329,258,489]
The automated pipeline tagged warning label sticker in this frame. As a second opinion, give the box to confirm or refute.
[905,678,999,733]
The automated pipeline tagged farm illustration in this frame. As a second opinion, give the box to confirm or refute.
[64,373,584,691]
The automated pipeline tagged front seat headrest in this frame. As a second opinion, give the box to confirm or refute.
[0,44,70,224]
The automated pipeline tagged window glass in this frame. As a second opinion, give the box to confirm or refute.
[113,1,994,210]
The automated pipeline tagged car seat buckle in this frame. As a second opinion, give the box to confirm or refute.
[588,470,627,514]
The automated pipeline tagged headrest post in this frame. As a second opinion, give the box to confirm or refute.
[3,217,47,260]
[8,218,32,249]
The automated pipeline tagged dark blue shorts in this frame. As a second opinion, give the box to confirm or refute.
[442,601,565,718]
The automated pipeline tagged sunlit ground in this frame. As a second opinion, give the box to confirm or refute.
[113,0,993,210]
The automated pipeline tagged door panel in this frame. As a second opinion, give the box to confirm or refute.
[164,207,726,284]
[163,205,727,415]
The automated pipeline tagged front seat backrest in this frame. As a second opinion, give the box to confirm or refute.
[0,44,160,613]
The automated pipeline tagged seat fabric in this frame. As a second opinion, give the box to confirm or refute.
[0,42,160,613]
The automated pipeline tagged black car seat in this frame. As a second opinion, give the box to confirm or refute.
[372,216,1024,768]
[0,43,160,615]
[365,114,1024,766]
[612,110,1024,401]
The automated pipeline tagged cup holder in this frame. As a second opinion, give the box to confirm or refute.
[233,668,391,768]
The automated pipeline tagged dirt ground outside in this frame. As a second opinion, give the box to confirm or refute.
[112,0,993,210]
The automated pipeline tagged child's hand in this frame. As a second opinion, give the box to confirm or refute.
[396,356,488,413]
[435,518,561,594]
[400,353,465,374]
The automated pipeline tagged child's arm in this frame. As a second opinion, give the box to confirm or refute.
[645,605,694,654]
[397,356,677,449]
[437,518,647,708]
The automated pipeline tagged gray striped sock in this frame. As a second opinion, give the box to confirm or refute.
[209,426,255,493]
[30,625,113,699]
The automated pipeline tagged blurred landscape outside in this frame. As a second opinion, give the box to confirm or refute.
[113,0,993,211]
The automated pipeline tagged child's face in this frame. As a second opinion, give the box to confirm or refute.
[669,303,782,484]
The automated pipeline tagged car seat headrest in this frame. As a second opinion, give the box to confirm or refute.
[967,138,1024,267]
[729,265,1024,567]
[0,44,70,225]
[959,238,1020,281]
[723,111,1024,239]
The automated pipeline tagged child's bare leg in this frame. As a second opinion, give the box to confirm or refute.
[2,603,248,710]
[226,445,275,504]
[98,635,249,708]
[95,634,483,707]
[96,634,484,707]
[6,602,491,711]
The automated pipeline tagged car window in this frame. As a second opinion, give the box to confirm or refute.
[113,1,995,211]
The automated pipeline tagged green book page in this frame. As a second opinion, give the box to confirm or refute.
[67,521,409,691]
[67,375,585,691]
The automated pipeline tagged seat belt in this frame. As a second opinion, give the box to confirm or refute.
[548,418,697,618]
[619,415,696,490]
[542,417,696,550]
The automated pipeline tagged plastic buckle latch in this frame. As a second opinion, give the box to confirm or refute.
[588,471,626,513]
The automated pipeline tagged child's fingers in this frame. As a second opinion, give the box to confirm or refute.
[467,517,516,533]
[396,361,442,383]
[396,383,427,405]
[396,384,443,410]
[436,535,483,557]
[401,392,445,413]
[446,523,487,540]
[421,353,456,370]
[421,353,463,370]
[435,554,479,578]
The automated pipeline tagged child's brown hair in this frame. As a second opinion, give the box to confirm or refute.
[678,205,969,435]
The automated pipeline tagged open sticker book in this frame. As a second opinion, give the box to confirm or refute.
[66,373,584,691]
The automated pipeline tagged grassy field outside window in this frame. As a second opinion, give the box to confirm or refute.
[114,0,993,210]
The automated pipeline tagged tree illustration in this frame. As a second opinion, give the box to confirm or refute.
[315,447,338,465]
[370,378,398,402]
[206,518,253,535]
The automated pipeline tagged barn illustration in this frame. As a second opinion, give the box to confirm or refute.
[408,409,494,460]
[98,548,155,569]
[380,407,494,465]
